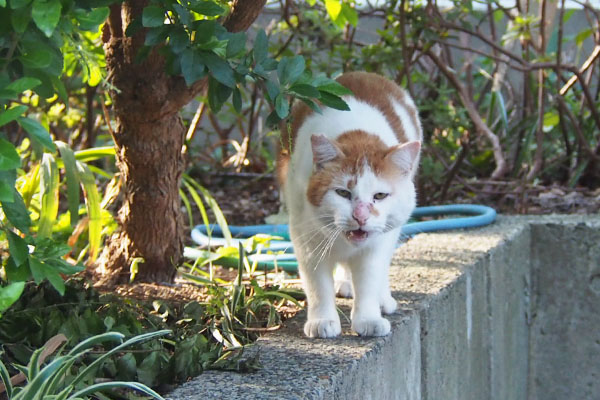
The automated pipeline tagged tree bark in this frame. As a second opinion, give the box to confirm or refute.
[95,0,266,285]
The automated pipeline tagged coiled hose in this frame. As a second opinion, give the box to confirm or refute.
[186,204,496,273]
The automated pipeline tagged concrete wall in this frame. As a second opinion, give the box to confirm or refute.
[167,215,600,400]
[529,220,600,400]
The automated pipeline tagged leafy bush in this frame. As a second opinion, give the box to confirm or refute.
[0,329,168,399]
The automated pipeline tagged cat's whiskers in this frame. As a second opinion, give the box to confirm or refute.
[312,226,342,271]
[305,224,337,259]
[295,222,337,251]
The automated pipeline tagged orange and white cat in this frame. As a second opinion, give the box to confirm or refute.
[278,72,422,338]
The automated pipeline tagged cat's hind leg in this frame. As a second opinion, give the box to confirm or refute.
[334,264,353,298]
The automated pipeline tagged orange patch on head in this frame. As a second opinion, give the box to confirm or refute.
[368,203,380,217]
[335,72,422,143]
[306,130,407,206]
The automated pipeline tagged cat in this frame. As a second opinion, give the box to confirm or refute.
[277,72,422,338]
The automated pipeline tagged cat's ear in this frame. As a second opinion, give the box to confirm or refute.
[385,141,421,172]
[311,134,342,169]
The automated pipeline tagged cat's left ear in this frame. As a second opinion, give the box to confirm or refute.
[385,141,421,173]
[311,134,342,169]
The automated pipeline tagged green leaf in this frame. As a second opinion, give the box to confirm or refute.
[9,0,30,9]
[288,83,320,98]
[319,90,350,111]
[261,57,278,71]
[264,79,280,102]
[173,3,191,26]
[300,97,322,114]
[75,6,109,31]
[32,0,62,37]
[543,111,560,132]
[181,49,206,86]
[68,381,165,399]
[277,55,305,86]
[142,5,165,28]
[190,0,225,17]
[207,77,231,113]
[203,51,235,88]
[74,146,116,162]
[493,9,504,23]
[325,0,342,21]
[6,230,29,266]
[6,77,41,93]
[32,256,65,294]
[1,190,31,233]
[575,28,592,48]
[0,358,14,398]
[0,105,28,127]
[56,141,80,227]
[194,20,216,43]
[10,5,31,33]
[0,0,6,6]
[5,255,31,281]
[71,330,171,388]
[0,138,21,170]
[137,352,160,386]
[0,282,25,315]
[145,26,169,46]
[253,30,268,64]
[226,32,246,58]
[19,45,54,69]
[76,161,102,261]
[17,117,56,151]
[317,81,353,96]
[0,170,17,202]
[169,27,189,54]
[38,153,59,238]
[232,87,242,113]
[341,3,358,27]
[274,94,289,119]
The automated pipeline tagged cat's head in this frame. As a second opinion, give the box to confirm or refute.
[307,130,420,246]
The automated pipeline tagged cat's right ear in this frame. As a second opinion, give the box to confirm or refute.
[311,134,342,169]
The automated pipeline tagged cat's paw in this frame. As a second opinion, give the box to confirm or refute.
[304,319,342,338]
[335,280,354,298]
[352,317,391,337]
[380,295,397,314]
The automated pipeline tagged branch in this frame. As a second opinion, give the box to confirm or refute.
[560,45,600,95]
[425,49,508,179]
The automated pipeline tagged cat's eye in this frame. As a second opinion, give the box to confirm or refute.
[374,192,389,201]
[335,189,352,199]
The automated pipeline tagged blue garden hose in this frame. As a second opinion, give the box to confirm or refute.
[186,204,496,273]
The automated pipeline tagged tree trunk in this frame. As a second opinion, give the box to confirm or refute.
[95,0,266,285]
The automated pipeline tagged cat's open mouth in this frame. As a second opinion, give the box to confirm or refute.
[345,229,369,243]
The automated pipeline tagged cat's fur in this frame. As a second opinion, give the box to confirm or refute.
[278,72,422,338]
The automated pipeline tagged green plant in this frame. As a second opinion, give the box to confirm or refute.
[0,330,169,399]
[1,0,113,310]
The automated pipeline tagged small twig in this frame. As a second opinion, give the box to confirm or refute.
[185,101,207,143]
[559,45,600,96]
[101,98,116,139]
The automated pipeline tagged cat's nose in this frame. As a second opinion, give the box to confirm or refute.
[352,203,369,226]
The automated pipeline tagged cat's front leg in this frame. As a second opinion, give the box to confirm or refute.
[347,240,397,337]
[297,252,341,338]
